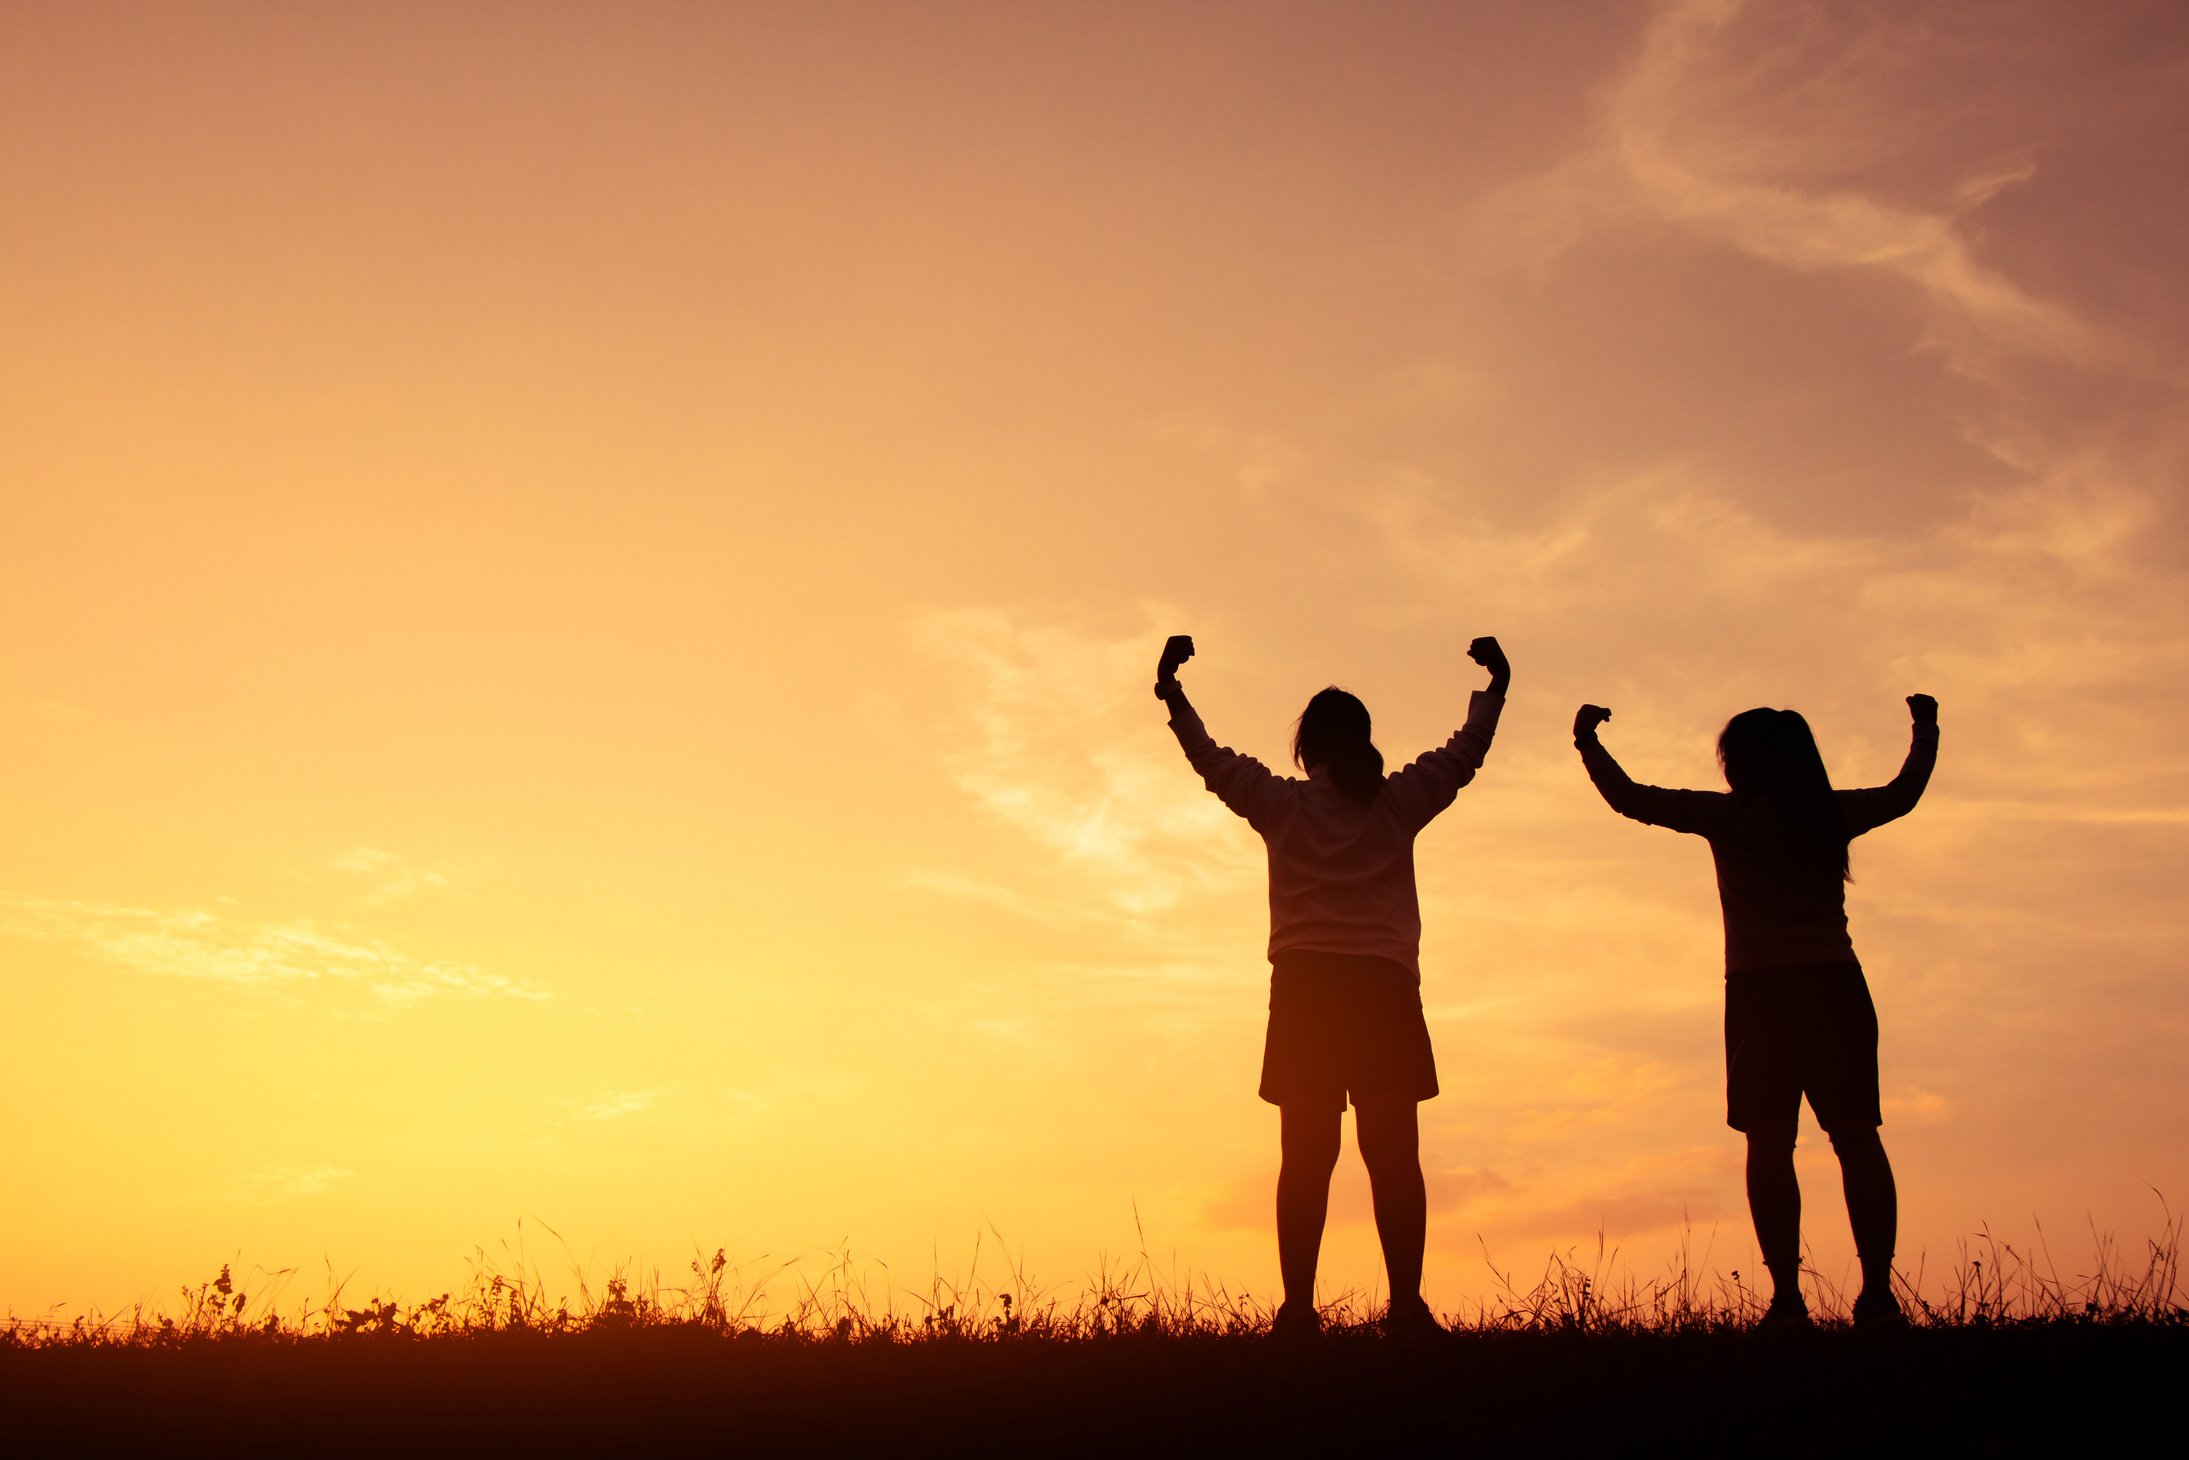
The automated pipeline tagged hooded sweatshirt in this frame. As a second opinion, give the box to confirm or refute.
[1168,690,1504,978]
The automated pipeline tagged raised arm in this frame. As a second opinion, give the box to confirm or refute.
[1839,694,1940,836]
[1572,704,1727,836]
[1384,636,1510,830]
[1155,635,1280,828]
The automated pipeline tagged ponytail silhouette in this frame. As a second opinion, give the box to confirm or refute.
[1293,688,1385,806]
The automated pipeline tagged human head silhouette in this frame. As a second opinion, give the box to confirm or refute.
[1717,707,1826,793]
[1293,688,1384,804]
[1718,707,1850,879]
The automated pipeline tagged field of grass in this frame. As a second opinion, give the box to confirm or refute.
[5,1216,2182,1454]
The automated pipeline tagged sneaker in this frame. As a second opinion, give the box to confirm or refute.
[1755,1293,1813,1332]
[1382,1296,1446,1342]
[1851,1291,1909,1329]
[1271,1301,1323,1343]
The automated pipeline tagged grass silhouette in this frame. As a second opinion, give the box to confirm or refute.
[12,1205,2182,1345]
[4,1211,2183,1453]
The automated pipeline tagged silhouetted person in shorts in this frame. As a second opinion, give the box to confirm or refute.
[1155,632,1510,1339]
[1572,693,1939,1328]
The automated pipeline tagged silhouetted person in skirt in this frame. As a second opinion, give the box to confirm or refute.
[1573,693,1938,1328]
[1156,633,1510,1339]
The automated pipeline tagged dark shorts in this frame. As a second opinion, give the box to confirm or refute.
[1724,962,1882,1136]
[1259,950,1439,1112]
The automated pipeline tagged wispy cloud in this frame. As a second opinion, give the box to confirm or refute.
[330,847,464,906]
[909,609,1262,922]
[234,1164,356,1206]
[0,894,547,1009]
[1134,418,1309,502]
[579,1087,673,1121]
[1478,0,2142,381]
[1365,436,2189,830]
[1465,1181,1725,1249]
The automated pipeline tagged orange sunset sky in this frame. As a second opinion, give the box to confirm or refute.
[4,0,2186,1319]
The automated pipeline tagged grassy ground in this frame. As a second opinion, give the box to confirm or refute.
[7,1321,2183,1455]
[5,1219,2182,1455]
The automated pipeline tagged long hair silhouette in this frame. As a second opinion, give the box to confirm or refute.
[1718,708,1851,881]
[1292,688,1385,805]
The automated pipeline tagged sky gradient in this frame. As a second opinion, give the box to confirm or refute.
[4,0,2186,1319]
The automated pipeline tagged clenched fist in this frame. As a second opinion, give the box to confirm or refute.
[1154,634,1195,699]
[1467,636,1511,694]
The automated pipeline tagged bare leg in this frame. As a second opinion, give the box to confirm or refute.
[1744,1120,1802,1303]
[1354,1098,1427,1306]
[1829,1125,1898,1299]
[1277,1103,1342,1313]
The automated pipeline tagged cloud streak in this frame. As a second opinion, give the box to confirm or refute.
[579,1087,672,1121]
[235,1164,357,1206]
[0,894,546,1009]
[910,608,1262,923]
[330,847,466,906]
[1482,0,2136,380]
